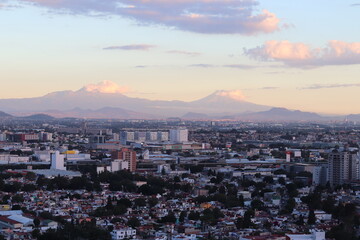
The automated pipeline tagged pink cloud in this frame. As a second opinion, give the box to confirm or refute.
[215,90,246,101]
[81,80,129,94]
[167,50,201,56]
[19,0,281,34]
[245,40,360,67]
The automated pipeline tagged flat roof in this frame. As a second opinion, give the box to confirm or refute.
[30,169,82,177]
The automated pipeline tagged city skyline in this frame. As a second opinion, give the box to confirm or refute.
[1,0,360,114]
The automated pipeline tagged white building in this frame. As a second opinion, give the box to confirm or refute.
[173,234,197,240]
[96,166,111,174]
[65,153,91,161]
[169,128,188,143]
[0,155,29,163]
[286,230,325,240]
[135,131,146,142]
[142,150,150,160]
[0,133,6,141]
[50,151,66,171]
[146,132,158,142]
[157,131,169,142]
[312,165,328,186]
[157,164,171,174]
[120,131,135,144]
[111,227,136,240]
[34,150,52,162]
[39,132,53,142]
[112,133,120,141]
[111,159,130,172]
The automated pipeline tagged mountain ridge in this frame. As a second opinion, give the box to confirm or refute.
[0,87,271,117]
[0,82,358,121]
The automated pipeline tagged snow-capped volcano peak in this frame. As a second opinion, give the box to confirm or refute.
[213,90,246,101]
[79,80,129,94]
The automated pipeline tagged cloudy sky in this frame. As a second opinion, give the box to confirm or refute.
[0,0,359,114]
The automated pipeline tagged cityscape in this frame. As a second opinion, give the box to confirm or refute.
[1,0,360,240]
[0,118,358,240]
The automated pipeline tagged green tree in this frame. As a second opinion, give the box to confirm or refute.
[33,218,40,228]
[25,172,37,181]
[32,229,41,239]
[12,194,24,203]
[243,210,254,228]
[263,176,274,184]
[284,198,296,214]
[159,211,176,223]
[296,215,304,225]
[127,217,140,228]
[179,211,187,223]
[286,183,298,198]
[134,198,146,207]
[251,199,264,210]
[148,197,158,208]
[188,211,200,221]
[307,210,316,224]
[278,177,286,185]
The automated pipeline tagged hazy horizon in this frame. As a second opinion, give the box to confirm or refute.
[1,0,359,115]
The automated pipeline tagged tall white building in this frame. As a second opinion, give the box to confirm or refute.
[39,132,53,142]
[146,132,158,142]
[0,133,7,141]
[169,128,188,143]
[135,131,146,142]
[50,151,66,171]
[112,133,120,141]
[157,131,169,142]
[120,131,135,144]
[312,165,328,186]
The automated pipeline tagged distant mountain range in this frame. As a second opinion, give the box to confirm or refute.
[0,111,12,118]
[235,108,325,122]
[347,114,360,121]
[0,84,357,121]
[42,107,156,119]
[0,87,270,118]
[21,114,55,120]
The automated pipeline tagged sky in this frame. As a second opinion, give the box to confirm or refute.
[0,0,359,115]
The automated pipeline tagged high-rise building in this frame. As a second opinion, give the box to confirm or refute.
[146,132,158,142]
[135,131,146,142]
[112,133,120,141]
[0,132,6,141]
[90,134,106,144]
[50,151,66,171]
[169,128,188,143]
[328,151,359,186]
[157,131,169,142]
[312,165,328,186]
[39,132,53,142]
[120,131,135,144]
[111,148,137,172]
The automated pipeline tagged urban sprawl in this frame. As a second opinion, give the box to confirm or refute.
[0,118,359,240]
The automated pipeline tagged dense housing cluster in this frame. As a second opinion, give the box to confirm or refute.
[0,118,359,240]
